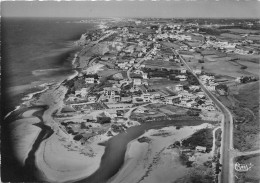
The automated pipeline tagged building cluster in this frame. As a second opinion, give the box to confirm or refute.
[205,36,258,55]
[64,22,238,122]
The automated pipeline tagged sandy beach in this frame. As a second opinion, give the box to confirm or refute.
[34,132,113,182]
[10,109,43,165]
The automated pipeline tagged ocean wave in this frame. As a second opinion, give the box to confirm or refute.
[32,68,70,76]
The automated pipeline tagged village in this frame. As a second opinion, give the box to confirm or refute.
[49,21,233,160]
[5,17,259,183]
[44,19,260,183]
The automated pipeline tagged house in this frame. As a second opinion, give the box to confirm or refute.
[121,96,132,103]
[193,69,202,75]
[104,109,118,118]
[195,146,206,152]
[189,85,200,91]
[119,79,130,85]
[150,92,161,100]
[180,68,187,74]
[85,77,95,84]
[165,95,180,104]
[133,78,142,85]
[142,80,148,86]
[176,75,187,81]
[116,110,124,116]
[130,59,135,64]
[103,87,121,101]
[75,88,88,98]
[133,96,144,103]
[187,101,197,108]
[188,156,196,162]
[235,77,242,83]
[88,96,97,102]
[205,105,215,111]
[135,107,147,113]
[82,115,94,122]
[118,62,127,69]
[172,95,181,103]
[175,59,181,63]
[142,93,151,102]
[207,84,217,91]
[134,70,142,74]
[142,73,148,79]
[66,96,78,102]
[100,56,109,61]
[175,84,184,91]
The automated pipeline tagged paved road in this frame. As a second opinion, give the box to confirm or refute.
[127,48,154,81]
[175,50,233,183]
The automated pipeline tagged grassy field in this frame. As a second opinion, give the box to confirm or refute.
[225,29,260,34]
[219,81,260,151]
[147,104,189,115]
[234,154,260,183]
[186,55,258,78]
[97,68,120,78]
[143,60,180,69]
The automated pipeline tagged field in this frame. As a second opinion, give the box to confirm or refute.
[97,68,120,78]
[146,104,189,115]
[247,35,260,41]
[161,41,184,49]
[131,27,155,34]
[148,78,186,91]
[234,154,260,183]
[220,33,242,40]
[225,29,260,34]
[143,60,180,69]
[218,81,259,151]
[185,55,258,78]
[204,55,232,62]
[131,104,188,120]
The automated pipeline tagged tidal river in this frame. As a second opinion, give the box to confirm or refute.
[78,119,205,183]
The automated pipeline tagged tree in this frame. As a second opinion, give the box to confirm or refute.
[97,117,111,124]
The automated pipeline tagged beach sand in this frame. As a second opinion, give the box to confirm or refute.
[10,109,42,165]
[34,132,113,182]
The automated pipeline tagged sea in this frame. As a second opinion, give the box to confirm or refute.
[2,17,99,113]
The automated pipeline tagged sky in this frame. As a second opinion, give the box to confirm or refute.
[2,0,260,19]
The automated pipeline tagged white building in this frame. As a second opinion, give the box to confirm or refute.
[175,84,184,91]
[196,146,206,152]
[133,78,142,86]
[165,95,181,104]
[88,96,97,102]
[176,75,187,81]
[187,101,197,108]
[85,77,95,84]
[193,69,202,75]
[180,68,187,74]
[142,93,151,102]
[142,73,148,79]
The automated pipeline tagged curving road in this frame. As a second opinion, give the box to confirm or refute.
[175,50,234,183]
[127,48,154,81]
